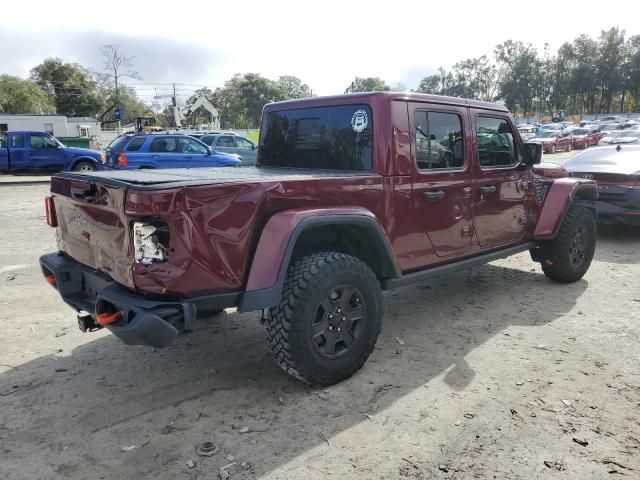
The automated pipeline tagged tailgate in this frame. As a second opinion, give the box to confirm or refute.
[50,175,135,289]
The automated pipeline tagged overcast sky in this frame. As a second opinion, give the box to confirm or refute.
[2,0,640,99]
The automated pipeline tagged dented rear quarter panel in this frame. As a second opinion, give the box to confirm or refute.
[125,174,385,297]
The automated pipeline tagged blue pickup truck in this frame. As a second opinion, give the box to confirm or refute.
[0,131,105,174]
[105,133,242,169]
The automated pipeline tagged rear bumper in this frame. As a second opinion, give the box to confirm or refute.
[40,252,240,348]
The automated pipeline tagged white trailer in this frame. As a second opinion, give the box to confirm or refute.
[0,114,68,136]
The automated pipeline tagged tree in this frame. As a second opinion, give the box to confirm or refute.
[98,44,142,101]
[31,58,105,117]
[0,75,55,114]
[494,40,541,116]
[212,73,287,128]
[596,27,626,112]
[449,56,498,101]
[344,77,390,93]
[627,35,640,111]
[277,76,312,99]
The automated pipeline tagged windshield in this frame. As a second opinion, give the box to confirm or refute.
[259,104,373,170]
[617,131,639,138]
[538,131,558,138]
[572,129,588,135]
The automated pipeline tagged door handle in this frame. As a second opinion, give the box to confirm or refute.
[479,185,496,195]
[423,190,445,200]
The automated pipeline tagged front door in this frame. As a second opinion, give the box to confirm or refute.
[410,104,474,260]
[27,133,65,172]
[148,137,184,168]
[472,113,528,248]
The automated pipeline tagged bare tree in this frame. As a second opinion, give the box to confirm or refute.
[100,44,141,100]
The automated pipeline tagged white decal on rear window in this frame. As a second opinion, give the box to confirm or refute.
[351,109,368,133]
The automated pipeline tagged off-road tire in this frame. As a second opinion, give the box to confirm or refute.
[266,251,383,386]
[73,161,96,172]
[541,206,596,283]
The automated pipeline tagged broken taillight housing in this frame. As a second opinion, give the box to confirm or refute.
[133,222,170,265]
[45,196,58,227]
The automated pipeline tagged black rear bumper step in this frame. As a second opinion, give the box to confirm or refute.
[39,252,239,348]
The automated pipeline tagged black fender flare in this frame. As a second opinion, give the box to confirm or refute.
[239,210,399,312]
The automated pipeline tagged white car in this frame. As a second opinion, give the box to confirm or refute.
[598,130,640,146]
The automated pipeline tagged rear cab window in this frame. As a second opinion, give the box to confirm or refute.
[259,104,373,170]
[108,136,132,152]
[414,110,464,170]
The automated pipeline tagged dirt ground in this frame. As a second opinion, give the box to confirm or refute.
[1,176,639,480]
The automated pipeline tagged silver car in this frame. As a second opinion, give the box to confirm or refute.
[200,134,258,165]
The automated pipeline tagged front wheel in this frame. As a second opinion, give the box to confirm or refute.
[266,252,383,386]
[73,161,96,172]
[541,206,596,283]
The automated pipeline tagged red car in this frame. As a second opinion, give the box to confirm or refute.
[571,128,602,149]
[40,92,598,385]
[532,130,573,153]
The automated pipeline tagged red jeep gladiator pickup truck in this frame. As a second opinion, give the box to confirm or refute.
[40,92,598,385]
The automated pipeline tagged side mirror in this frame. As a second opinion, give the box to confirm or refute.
[206,147,213,155]
[251,144,256,150]
[525,142,542,166]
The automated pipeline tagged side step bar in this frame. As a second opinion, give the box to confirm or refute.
[383,242,537,290]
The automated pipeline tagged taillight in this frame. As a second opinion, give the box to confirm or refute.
[45,196,58,227]
[117,152,128,166]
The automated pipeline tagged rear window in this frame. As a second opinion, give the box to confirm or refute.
[108,135,131,151]
[126,137,146,151]
[259,104,373,170]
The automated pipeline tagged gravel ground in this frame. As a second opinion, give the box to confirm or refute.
[0,182,639,480]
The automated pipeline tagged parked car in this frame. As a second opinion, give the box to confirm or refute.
[563,145,640,225]
[598,130,640,146]
[598,123,622,133]
[601,115,624,123]
[105,133,242,169]
[40,92,598,386]
[0,131,105,174]
[532,130,573,153]
[538,123,563,132]
[570,128,601,149]
[200,134,258,165]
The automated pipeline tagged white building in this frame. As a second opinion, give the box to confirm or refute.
[0,114,101,138]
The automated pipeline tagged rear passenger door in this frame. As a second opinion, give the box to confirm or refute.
[410,104,474,259]
[472,114,528,248]
[6,133,28,172]
[148,137,183,168]
[214,135,238,156]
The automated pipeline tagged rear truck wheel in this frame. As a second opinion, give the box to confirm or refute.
[266,251,383,386]
[73,161,96,172]
[541,206,596,283]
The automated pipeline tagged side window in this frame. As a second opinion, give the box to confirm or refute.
[414,110,464,170]
[126,137,146,152]
[10,134,24,148]
[217,136,236,148]
[179,137,208,154]
[150,137,178,153]
[476,116,517,168]
[29,135,46,149]
[235,137,254,149]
